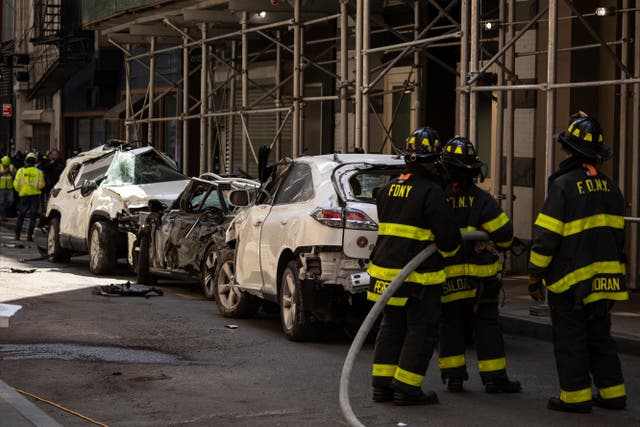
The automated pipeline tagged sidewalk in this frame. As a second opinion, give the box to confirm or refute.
[0,378,62,427]
[500,275,640,355]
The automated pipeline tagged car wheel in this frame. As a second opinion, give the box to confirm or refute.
[213,249,259,318]
[201,245,218,300]
[279,260,319,341]
[89,220,117,275]
[47,216,70,263]
[136,233,157,285]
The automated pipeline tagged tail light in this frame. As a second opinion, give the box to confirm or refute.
[311,208,378,231]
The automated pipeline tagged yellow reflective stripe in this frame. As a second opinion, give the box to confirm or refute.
[478,357,506,372]
[460,226,478,232]
[582,291,628,305]
[445,261,501,278]
[560,387,592,404]
[438,354,465,369]
[599,384,626,399]
[496,239,512,249]
[530,250,553,268]
[378,222,434,241]
[367,291,407,306]
[535,213,564,235]
[368,263,446,286]
[372,363,397,377]
[482,212,509,233]
[563,214,625,236]
[547,261,626,293]
[394,367,424,387]
[439,244,460,259]
[441,289,476,303]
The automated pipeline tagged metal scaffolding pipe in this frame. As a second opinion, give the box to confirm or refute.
[125,44,132,142]
[228,40,236,174]
[275,30,282,160]
[516,39,626,57]
[618,0,629,193]
[505,0,515,220]
[199,24,208,174]
[413,0,421,129]
[468,0,479,145]
[459,0,469,136]
[182,33,189,174]
[492,0,505,200]
[340,0,348,154]
[362,0,370,152]
[545,1,557,198]
[292,0,301,158]
[148,36,155,146]
[355,0,363,150]
[630,5,640,288]
[302,13,341,27]
[362,31,461,55]
[241,12,249,170]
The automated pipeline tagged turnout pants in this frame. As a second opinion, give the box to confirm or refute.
[549,291,626,405]
[438,279,509,384]
[372,285,441,395]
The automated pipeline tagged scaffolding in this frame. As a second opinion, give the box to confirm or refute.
[87,0,639,285]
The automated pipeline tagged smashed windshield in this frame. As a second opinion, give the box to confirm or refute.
[102,150,186,186]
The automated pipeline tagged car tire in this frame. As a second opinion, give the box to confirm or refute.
[201,245,218,300]
[47,216,70,263]
[136,233,157,286]
[89,220,117,275]
[279,261,319,341]
[213,249,259,318]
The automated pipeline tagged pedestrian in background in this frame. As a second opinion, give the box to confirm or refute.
[0,155,16,221]
[437,137,521,394]
[528,112,627,413]
[13,152,45,241]
[368,127,461,406]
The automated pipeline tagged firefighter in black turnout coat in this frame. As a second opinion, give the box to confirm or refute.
[438,137,521,394]
[529,112,627,413]
[367,127,461,406]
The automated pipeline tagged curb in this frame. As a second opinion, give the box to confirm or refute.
[500,313,640,356]
[0,379,63,427]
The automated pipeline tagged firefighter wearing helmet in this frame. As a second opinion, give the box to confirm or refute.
[529,112,627,413]
[437,136,521,394]
[367,126,461,405]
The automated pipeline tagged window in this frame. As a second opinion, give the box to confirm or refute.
[346,170,401,202]
[274,163,314,205]
[74,153,115,187]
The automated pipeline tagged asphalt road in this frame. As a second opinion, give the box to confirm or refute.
[1,229,639,426]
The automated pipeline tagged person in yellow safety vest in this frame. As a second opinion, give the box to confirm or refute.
[368,127,461,406]
[437,137,521,394]
[0,155,16,221]
[529,112,627,413]
[13,152,45,241]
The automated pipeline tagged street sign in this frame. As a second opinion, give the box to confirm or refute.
[2,104,11,118]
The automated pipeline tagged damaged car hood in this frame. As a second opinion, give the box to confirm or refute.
[104,180,189,209]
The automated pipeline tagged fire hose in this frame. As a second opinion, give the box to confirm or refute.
[339,231,489,427]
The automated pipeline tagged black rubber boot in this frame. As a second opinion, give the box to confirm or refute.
[394,390,439,406]
[372,387,394,403]
[592,395,626,410]
[547,397,591,413]
[485,378,522,394]
[447,377,464,392]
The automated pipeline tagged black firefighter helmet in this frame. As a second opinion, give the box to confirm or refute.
[402,127,443,163]
[441,136,485,181]
[556,112,613,162]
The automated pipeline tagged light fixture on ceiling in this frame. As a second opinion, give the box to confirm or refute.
[483,21,499,31]
[595,6,616,17]
[258,11,267,19]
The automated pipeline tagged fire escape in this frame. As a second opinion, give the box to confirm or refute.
[27,1,92,101]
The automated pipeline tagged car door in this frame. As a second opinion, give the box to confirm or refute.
[258,162,315,295]
[235,163,290,291]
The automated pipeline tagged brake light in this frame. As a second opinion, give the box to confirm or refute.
[311,208,378,231]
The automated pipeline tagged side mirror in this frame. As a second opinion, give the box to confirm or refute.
[80,180,98,197]
[148,199,166,213]
[229,189,250,207]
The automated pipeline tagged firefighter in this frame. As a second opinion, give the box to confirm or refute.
[0,155,16,221]
[368,127,461,406]
[13,152,45,241]
[528,112,627,413]
[437,137,521,394]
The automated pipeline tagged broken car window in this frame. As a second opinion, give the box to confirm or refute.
[274,162,314,205]
[102,150,187,186]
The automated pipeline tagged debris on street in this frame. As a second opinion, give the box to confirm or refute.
[93,281,163,298]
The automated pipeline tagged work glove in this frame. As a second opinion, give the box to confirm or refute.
[528,276,545,302]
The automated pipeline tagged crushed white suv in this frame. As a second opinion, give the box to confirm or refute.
[46,143,189,275]
[214,154,405,340]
